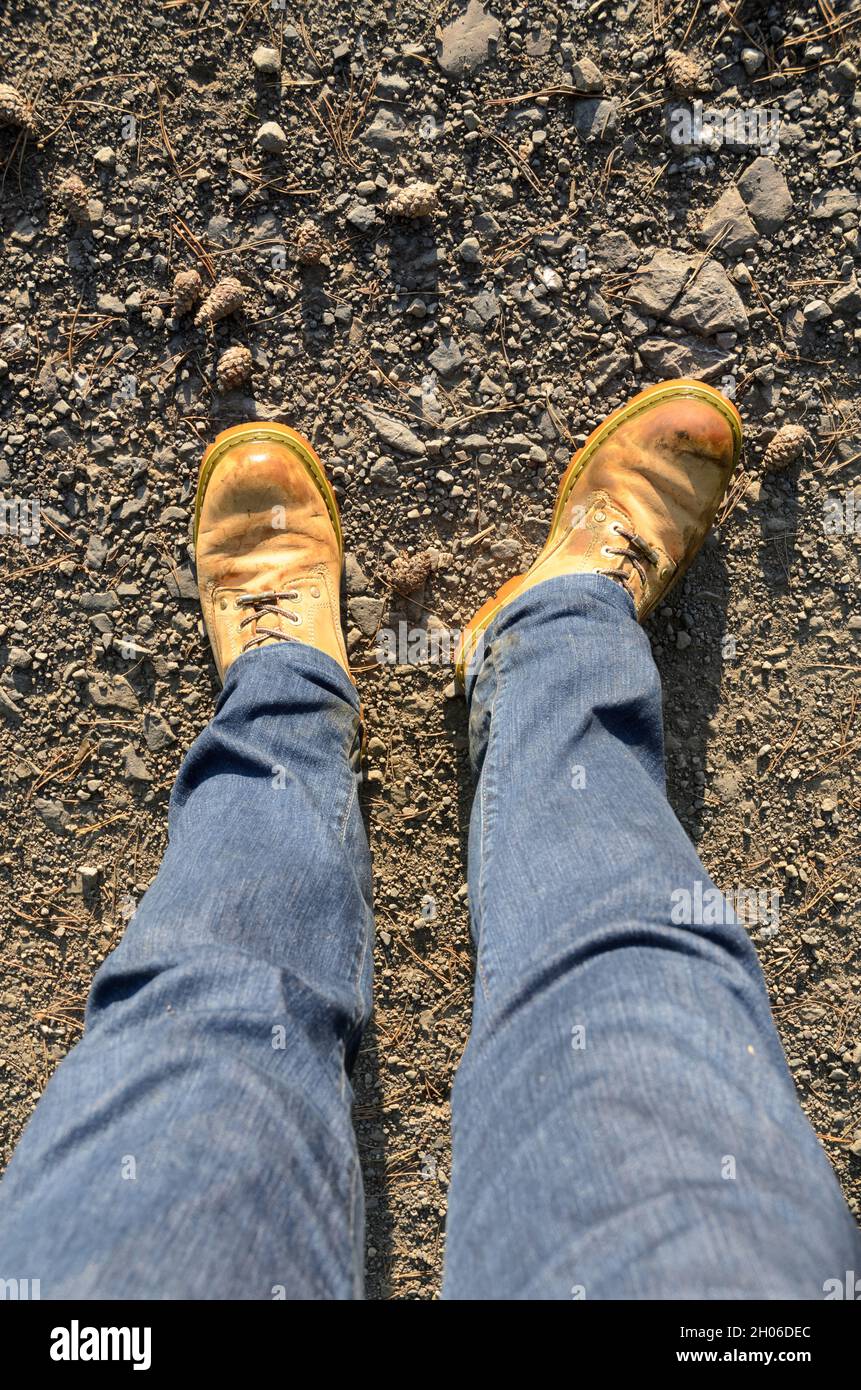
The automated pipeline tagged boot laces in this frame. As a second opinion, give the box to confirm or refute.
[236,590,300,652]
[603,524,660,591]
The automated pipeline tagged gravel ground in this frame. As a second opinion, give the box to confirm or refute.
[1,0,859,1300]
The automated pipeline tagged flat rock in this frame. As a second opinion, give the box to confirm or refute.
[638,335,733,382]
[87,675,140,712]
[348,596,385,637]
[427,340,464,377]
[464,289,500,330]
[344,552,369,595]
[592,229,640,270]
[97,293,125,316]
[363,106,407,150]
[437,1,501,77]
[79,590,119,613]
[829,279,861,315]
[735,157,793,233]
[0,687,23,724]
[363,409,427,457]
[627,249,748,336]
[572,97,619,141]
[33,797,68,833]
[165,565,198,601]
[698,185,759,255]
[123,744,152,782]
[810,187,859,219]
[143,712,176,752]
[346,202,378,233]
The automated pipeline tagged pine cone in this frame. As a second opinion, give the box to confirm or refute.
[388,548,435,593]
[216,344,253,392]
[172,268,204,317]
[195,276,245,328]
[0,82,34,133]
[762,424,811,473]
[293,220,328,265]
[665,49,706,97]
[387,182,439,219]
[57,174,90,225]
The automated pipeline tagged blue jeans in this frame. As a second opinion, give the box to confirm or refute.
[0,576,857,1298]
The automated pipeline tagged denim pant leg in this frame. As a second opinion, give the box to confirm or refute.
[442,574,860,1300]
[0,645,373,1299]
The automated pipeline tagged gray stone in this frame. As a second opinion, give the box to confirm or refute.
[464,289,500,331]
[741,48,765,76]
[143,712,176,752]
[810,187,859,219]
[456,235,482,264]
[502,434,535,455]
[122,744,152,782]
[165,565,198,601]
[344,552,369,594]
[592,230,639,271]
[364,410,426,457]
[585,290,612,325]
[255,121,289,153]
[97,293,125,316]
[79,591,119,613]
[627,249,748,336]
[33,797,68,833]
[376,74,410,100]
[0,687,23,724]
[363,106,407,150]
[206,214,235,247]
[638,335,733,382]
[252,46,280,75]
[735,157,793,233]
[437,0,501,78]
[369,458,400,487]
[698,185,759,255]
[87,675,140,713]
[571,58,603,92]
[572,97,619,141]
[346,202,378,233]
[348,596,385,637]
[540,267,563,292]
[803,299,831,323]
[46,426,74,451]
[588,349,628,389]
[427,340,464,377]
[829,280,861,316]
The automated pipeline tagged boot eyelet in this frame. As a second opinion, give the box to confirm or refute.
[600,545,614,558]
[289,614,301,625]
[310,587,320,599]
[594,509,606,523]
[219,598,228,611]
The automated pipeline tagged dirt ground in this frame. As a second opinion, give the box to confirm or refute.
[1,0,859,1300]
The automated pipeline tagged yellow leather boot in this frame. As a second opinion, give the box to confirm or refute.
[456,379,742,687]
[194,423,350,682]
